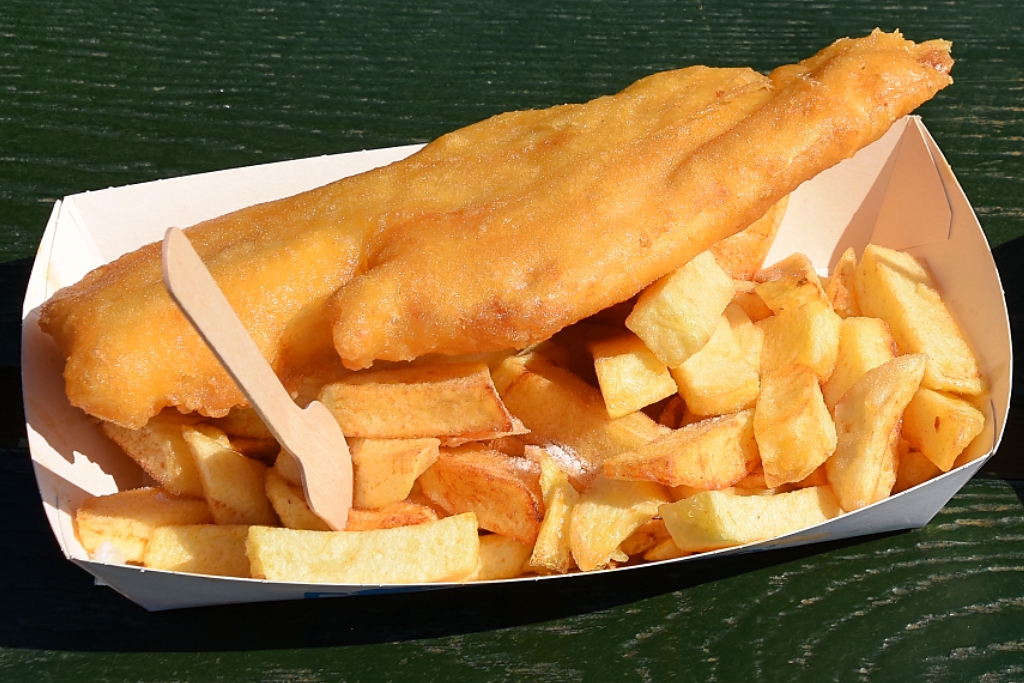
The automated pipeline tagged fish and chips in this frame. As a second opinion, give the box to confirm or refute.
[40,31,991,584]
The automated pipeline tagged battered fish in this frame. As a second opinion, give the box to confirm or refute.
[39,30,953,428]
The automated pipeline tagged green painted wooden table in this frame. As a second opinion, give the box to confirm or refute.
[3,1,1024,680]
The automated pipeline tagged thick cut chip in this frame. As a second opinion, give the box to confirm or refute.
[438,419,529,449]
[466,534,533,581]
[731,281,774,322]
[893,439,944,493]
[901,388,986,472]
[625,250,736,368]
[754,252,829,314]
[671,303,762,416]
[496,353,666,484]
[345,501,439,531]
[417,444,543,545]
[660,486,841,552]
[710,196,789,280]
[755,364,837,487]
[405,480,450,517]
[604,410,759,489]
[319,362,515,439]
[350,437,441,509]
[264,468,332,531]
[758,299,841,381]
[824,247,860,318]
[209,407,274,439]
[247,512,480,584]
[820,316,896,411]
[490,352,535,395]
[570,476,669,572]
[183,424,279,526]
[74,487,212,563]
[620,518,673,557]
[590,333,677,418]
[826,354,927,511]
[527,446,580,574]
[144,524,251,578]
[272,449,303,486]
[100,411,205,498]
[658,395,688,430]
[855,244,984,395]
[269,463,441,533]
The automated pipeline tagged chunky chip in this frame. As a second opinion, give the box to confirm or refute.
[75,487,212,563]
[144,524,251,578]
[755,364,837,487]
[758,299,842,382]
[99,411,205,498]
[625,250,736,368]
[183,424,279,526]
[496,353,666,484]
[528,446,580,574]
[824,247,860,318]
[570,476,669,572]
[604,410,759,489]
[319,362,516,439]
[619,517,673,558]
[826,354,927,511]
[660,486,842,552]
[417,444,544,545]
[901,388,986,471]
[893,439,944,493]
[821,316,897,411]
[670,303,762,417]
[344,501,440,532]
[350,437,441,509]
[590,332,677,418]
[264,467,332,531]
[856,244,984,395]
[754,252,829,314]
[466,534,533,581]
[247,513,480,584]
[710,196,789,280]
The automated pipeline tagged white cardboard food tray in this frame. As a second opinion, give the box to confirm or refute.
[21,117,1012,611]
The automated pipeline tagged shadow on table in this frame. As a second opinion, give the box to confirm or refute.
[994,233,1024,387]
[976,234,1024,478]
[0,258,31,447]
[0,450,909,653]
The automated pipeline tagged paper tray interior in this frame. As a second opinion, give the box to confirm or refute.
[21,117,1012,611]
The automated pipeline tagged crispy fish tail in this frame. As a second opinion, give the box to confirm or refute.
[652,29,953,275]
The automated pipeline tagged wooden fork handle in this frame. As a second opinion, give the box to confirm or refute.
[161,226,352,530]
[161,227,298,431]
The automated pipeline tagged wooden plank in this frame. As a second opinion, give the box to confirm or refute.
[3,0,1024,679]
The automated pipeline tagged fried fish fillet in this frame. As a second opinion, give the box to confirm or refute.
[39,30,953,429]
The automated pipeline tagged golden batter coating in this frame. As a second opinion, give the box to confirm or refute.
[39,30,952,428]
[329,30,953,368]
